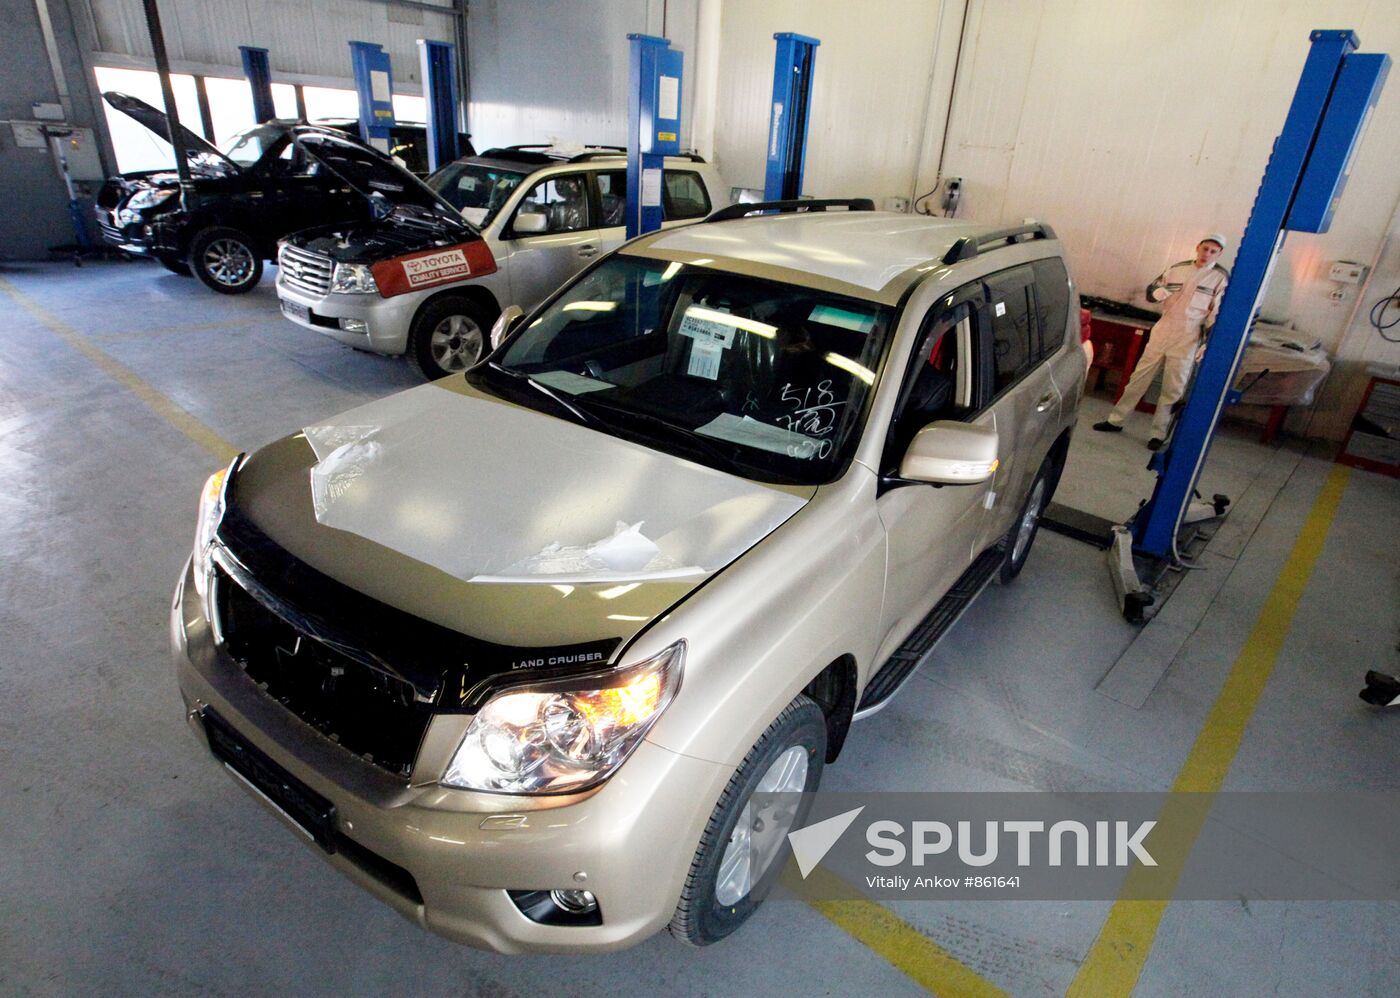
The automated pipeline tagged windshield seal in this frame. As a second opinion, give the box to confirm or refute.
[467,256,902,487]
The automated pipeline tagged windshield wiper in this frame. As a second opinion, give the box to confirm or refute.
[486,362,597,428]
[569,395,751,472]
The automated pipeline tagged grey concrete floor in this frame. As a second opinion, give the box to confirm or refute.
[1,259,1397,996]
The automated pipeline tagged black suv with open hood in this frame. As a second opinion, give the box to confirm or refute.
[94,91,473,294]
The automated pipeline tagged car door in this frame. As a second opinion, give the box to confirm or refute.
[498,171,600,309]
[874,284,996,656]
[975,264,1062,551]
[590,167,714,258]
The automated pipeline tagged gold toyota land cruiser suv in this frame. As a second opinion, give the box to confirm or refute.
[172,199,1086,953]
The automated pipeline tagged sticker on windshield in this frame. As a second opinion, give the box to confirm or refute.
[678,308,737,346]
[809,304,877,334]
[688,339,723,380]
[995,301,1006,317]
[402,248,471,287]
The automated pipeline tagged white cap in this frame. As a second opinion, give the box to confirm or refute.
[1201,232,1228,250]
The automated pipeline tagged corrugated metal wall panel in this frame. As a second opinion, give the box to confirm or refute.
[88,0,457,86]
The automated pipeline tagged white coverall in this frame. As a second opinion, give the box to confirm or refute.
[1106,259,1229,437]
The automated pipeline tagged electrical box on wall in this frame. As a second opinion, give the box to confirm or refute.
[1328,260,1368,284]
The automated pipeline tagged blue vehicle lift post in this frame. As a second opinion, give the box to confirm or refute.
[625,33,683,239]
[348,40,396,153]
[417,39,460,173]
[763,33,820,201]
[239,45,276,124]
[1111,29,1389,620]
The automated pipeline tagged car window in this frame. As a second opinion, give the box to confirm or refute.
[512,173,591,234]
[882,292,984,472]
[983,265,1037,395]
[596,170,627,228]
[1031,257,1071,360]
[663,170,710,220]
[484,255,895,485]
[219,124,285,169]
[429,162,528,227]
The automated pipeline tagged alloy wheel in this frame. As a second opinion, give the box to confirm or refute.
[714,745,808,907]
[203,238,255,286]
[429,314,485,372]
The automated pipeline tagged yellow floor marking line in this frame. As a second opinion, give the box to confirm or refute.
[0,276,238,463]
[1067,463,1352,997]
[787,866,1009,997]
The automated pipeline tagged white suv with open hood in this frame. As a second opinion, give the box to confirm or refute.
[173,200,1085,952]
[275,143,728,379]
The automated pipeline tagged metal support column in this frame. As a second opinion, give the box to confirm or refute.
[1131,30,1389,563]
[140,0,190,185]
[417,39,460,172]
[626,33,683,239]
[763,32,820,201]
[348,40,396,152]
[239,45,276,124]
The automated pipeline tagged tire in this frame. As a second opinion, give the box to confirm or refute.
[669,695,826,947]
[999,452,1061,583]
[408,296,493,380]
[188,226,262,294]
[156,255,192,277]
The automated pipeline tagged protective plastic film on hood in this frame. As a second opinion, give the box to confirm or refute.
[302,387,807,584]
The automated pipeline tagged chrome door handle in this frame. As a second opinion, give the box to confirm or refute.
[577,244,598,257]
[1035,393,1055,412]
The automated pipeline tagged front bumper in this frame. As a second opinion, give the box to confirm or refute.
[275,275,425,356]
[94,206,179,256]
[169,559,727,953]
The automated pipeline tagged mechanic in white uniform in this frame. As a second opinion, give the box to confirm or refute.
[1094,234,1230,449]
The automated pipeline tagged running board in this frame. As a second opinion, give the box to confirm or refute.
[855,545,1004,715]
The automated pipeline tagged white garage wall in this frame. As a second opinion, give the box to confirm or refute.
[927,0,1400,439]
[701,0,1400,439]
[464,0,696,152]
[83,0,457,89]
[706,0,966,204]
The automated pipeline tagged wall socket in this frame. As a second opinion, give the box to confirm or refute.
[1329,288,1346,301]
[883,196,910,213]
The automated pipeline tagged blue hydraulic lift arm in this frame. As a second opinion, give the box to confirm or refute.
[1132,30,1390,560]
[239,46,275,124]
[625,34,683,239]
[764,33,820,202]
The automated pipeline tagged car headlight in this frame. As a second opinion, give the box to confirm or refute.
[330,262,379,294]
[442,641,685,795]
[191,467,228,600]
[125,187,177,212]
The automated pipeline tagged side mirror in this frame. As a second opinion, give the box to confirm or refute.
[514,211,548,235]
[899,421,999,485]
[491,304,525,348]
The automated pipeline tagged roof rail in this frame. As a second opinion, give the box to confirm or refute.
[704,198,876,224]
[941,222,1057,265]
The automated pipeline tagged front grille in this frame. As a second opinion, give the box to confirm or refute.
[279,244,333,296]
[96,210,124,245]
[214,566,433,778]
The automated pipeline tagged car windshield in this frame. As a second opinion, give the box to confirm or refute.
[218,124,284,168]
[478,255,895,485]
[429,162,528,227]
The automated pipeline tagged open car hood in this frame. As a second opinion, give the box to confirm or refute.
[292,128,474,234]
[102,91,237,176]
